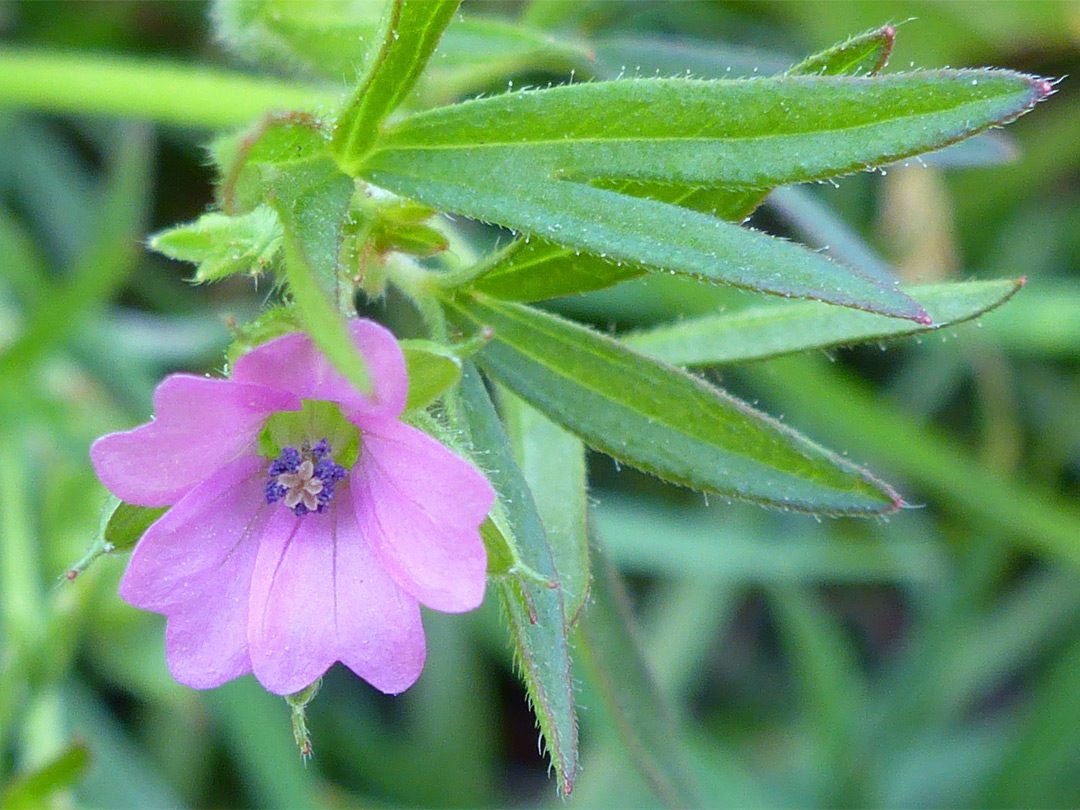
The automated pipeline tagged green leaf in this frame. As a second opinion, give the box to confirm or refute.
[623,279,1025,367]
[217,113,330,215]
[364,69,1045,314]
[500,389,589,625]
[365,71,1049,190]
[575,544,703,808]
[223,116,374,395]
[465,186,767,303]
[457,29,902,305]
[390,170,927,320]
[332,0,461,171]
[401,339,463,411]
[786,24,895,77]
[445,293,901,515]
[148,205,283,283]
[457,364,578,796]
[0,742,90,810]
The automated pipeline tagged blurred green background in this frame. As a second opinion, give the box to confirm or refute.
[2,1,1080,807]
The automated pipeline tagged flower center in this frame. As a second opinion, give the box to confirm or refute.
[265,439,348,516]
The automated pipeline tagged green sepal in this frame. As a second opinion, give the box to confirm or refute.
[400,331,493,411]
[64,497,168,581]
[401,339,463,411]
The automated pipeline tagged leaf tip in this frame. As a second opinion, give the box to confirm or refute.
[1032,77,1057,101]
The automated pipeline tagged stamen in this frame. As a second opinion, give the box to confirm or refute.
[265,440,348,516]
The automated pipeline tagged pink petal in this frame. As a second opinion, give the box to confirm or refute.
[91,375,299,507]
[231,320,407,420]
[353,418,494,613]
[118,455,270,689]
[248,491,426,696]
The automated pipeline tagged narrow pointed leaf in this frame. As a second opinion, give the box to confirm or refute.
[364,71,1050,189]
[332,0,461,170]
[501,389,590,625]
[148,205,283,283]
[576,544,703,809]
[458,30,903,304]
[458,365,578,796]
[271,157,373,395]
[624,279,1025,366]
[386,172,927,320]
[786,24,895,77]
[446,294,900,515]
[225,117,374,395]
[466,186,765,302]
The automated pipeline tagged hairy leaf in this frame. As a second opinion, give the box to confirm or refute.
[396,172,927,321]
[457,365,578,795]
[222,116,374,395]
[446,294,901,515]
[148,205,282,283]
[365,71,1049,188]
[457,28,902,304]
[333,0,461,170]
[501,390,590,625]
[786,24,895,77]
[624,279,1025,366]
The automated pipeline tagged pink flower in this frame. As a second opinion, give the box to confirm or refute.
[90,320,494,696]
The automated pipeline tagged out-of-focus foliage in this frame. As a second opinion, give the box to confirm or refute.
[1,1,1079,808]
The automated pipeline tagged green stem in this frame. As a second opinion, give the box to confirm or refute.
[0,47,341,129]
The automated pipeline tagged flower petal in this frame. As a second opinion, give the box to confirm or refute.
[353,418,494,613]
[91,375,299,507]
[118,455,270,689]
[231,320,407,420]
[248,492,426,695]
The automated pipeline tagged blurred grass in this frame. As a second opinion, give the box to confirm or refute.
[1,1,1079,808]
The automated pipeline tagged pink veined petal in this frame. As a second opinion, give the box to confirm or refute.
[91,375,300,507]
[247,490,426,696]
[231,320,407,420]
[117,455,271,689]
[353,417,495,614]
